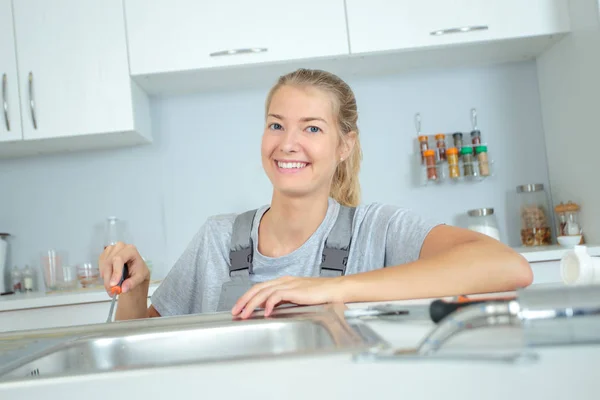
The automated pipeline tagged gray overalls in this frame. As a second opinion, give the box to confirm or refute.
[216,206,357,311]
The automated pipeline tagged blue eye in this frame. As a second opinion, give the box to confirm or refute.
[269,123,283,130]
[306,126,321,134]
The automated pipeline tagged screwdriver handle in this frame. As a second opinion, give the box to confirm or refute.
[109,263,129,296]
[429,296,516,323]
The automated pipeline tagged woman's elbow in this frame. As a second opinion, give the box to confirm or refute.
[509,253,534,289]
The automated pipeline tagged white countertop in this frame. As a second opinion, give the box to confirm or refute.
[0,281,161,312]
[2,242,594,312]
[513,244,600,262]
[0,292,598,400]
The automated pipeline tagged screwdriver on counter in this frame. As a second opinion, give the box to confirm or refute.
[106,263,129,323]
[344,295,517,323]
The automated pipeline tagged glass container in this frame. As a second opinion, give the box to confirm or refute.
[418,135,429,164]
[452,132,463,157]
[517,184,553,247]
[476,145,490,176]
[424,149,438,181]
[467,208,501,241]
[461,147,475,177]
[554,201,583,240]
[471,129,481,146]
[435,133,447,161]
[447,147,460,179]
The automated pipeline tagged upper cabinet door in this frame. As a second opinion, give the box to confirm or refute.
[125,0,349,75]
[12,0,135,140]
[0,0,23,143]
[346,0,571,54]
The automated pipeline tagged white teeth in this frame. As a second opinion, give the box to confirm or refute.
[277,161,307,169]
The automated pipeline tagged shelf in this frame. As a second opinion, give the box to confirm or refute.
[513,245,600,263]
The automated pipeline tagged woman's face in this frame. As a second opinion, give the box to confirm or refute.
[262,85,346,200]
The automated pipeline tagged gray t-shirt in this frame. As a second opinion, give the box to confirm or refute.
[151,198,440,316]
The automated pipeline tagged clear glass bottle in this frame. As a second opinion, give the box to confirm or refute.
[418,135,429,164]
[554,201,583,239]
[476,145,490,176]
[22,265,35,292]
[461,147,475,177]
[424,149,438,181]
[447,147,460,179]
[435,133,447,161]
[467,208,501,241]
[470,129,482,146]
[104,216,125,248]
[11,265,22,293]
[517,184,553,246]
[452,132,463,157]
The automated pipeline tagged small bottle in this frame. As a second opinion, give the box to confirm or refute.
[447,147,460,179]
[476,145,490,176]
[22,265,35,292]
[461,147,475,177]
[11,266,22,293]
[452,132,463,157]
[470,130,482,147]
[104,216,125,248]
[435,134,447,161]
[424,149,438,181]
[418,135,429,164]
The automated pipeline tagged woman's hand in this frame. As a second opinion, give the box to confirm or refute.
[231,276,346,319]
[98,242,150,296]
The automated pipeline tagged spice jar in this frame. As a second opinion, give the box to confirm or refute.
[447,147,460,179]
[517,184,553,247]
[461,147,475,177]
[435,133,446,161]
[452,132,463,157]
[476,145,490,176]
[470,130,481,147]
[418,135,429,164]
[554,201,583,240]
[424,149,438,181]
[467,208,501,241]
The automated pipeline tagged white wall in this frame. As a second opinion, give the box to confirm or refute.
[0,61,552,284]
[537,0,600,244]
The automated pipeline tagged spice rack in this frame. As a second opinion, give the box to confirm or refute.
[413,109,495,186]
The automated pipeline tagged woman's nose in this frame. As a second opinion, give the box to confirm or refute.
[279,129,301,153]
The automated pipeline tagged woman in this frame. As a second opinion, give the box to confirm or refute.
[99,69,533,321]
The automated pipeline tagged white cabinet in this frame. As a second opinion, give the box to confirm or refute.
[0,0,22,143]
[125,0,349,76]
[345,0,571,54]
[0,0,151,158]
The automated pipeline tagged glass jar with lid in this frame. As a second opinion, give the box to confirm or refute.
[517,184,553,246]
[554,201,583,240]
[467,208,501,241]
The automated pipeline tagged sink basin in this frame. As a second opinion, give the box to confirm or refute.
[0,305,386,382]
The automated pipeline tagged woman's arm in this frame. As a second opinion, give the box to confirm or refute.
[232,225,533,319]
[339,225,533,303]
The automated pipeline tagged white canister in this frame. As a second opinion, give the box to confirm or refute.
[560,245,600,285]
[0,233,8,293]
[467,208,501,241]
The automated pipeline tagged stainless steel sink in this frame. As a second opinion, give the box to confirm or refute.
[0,304,387,382]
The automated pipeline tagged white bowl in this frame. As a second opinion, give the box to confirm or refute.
[557,235,582,247]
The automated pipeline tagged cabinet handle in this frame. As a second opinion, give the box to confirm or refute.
[209,48,268,57]
[2,73,9,131]
[430,25,488,36]
[28,72,37,130]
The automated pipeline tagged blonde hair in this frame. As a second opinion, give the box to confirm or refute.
[264,68,362,207]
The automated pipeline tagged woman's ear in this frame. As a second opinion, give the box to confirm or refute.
[339,131,357,161]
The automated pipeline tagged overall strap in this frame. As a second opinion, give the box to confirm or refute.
[320,206,356,277]
[228,205,356,278]
[228,209,257,276]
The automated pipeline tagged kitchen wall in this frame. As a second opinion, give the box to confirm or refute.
[0,60,552,281]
